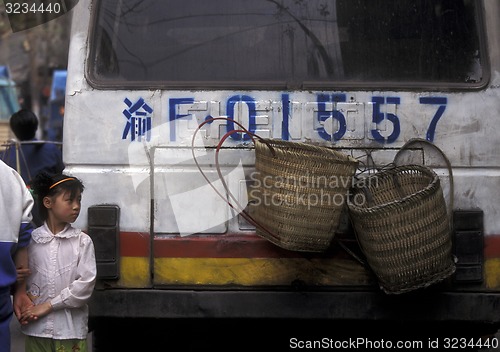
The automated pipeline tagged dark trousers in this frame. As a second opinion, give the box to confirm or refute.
[0,288,12,352]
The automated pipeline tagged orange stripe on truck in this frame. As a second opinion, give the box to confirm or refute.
[120,232,500,260]
[120,232,360,259]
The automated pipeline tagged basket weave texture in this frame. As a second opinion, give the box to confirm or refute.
[348,165,455,294]
[251,139,358,252]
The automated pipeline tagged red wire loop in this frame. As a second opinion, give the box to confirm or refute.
[191,117,276,236]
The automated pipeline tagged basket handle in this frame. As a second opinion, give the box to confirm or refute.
[191,117,280,240]
[391,173,406,201]
[359,186,374,208]
[394,138,454,222]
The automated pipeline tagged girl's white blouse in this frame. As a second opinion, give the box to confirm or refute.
[21,223,97,340]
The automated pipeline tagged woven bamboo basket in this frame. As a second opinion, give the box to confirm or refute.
[347,164,455,294]
[250,139,358,252]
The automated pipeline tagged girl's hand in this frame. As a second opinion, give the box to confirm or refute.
[20,302,53,324]
[14,293,34,325]
[19,306,37,325]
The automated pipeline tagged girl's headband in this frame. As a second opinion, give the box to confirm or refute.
[49,177,75,189]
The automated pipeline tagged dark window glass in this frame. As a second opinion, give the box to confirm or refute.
[89,0,485,89]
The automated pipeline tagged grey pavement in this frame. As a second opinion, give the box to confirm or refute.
[10,315,24,352]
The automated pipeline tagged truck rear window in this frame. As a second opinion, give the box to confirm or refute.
[88,0,485,90]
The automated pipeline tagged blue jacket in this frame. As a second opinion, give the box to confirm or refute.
[1,139,64,184]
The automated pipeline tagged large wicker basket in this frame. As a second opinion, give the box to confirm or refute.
[347,164,455,294]
[250,139,358,252]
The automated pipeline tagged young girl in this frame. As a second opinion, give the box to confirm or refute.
[20,172,96,352]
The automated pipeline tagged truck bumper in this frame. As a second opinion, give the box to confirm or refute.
[89,289,500,324]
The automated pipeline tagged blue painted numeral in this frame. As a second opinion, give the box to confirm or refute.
[317,94,347,141]
[420,97,447,142]
[371,96,401,143]
[226,95,256,141]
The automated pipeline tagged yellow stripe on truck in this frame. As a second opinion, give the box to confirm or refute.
[485,258,500,289]
[118,256,150,288]
[153,257,374,286]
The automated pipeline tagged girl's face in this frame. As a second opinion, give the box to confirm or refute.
[44,189,82,224]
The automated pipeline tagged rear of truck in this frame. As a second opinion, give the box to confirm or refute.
[63,0,500,342]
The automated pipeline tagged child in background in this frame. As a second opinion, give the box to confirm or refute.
[3,109,65,183]
[2,109,65,226]
[20,172,96,352]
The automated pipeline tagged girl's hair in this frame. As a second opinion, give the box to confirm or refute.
[31,172,85,221]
